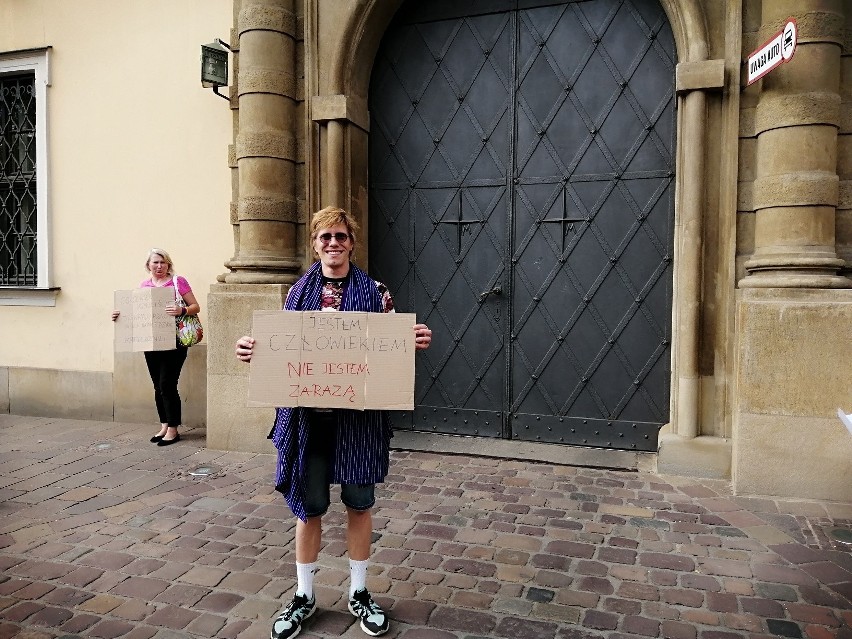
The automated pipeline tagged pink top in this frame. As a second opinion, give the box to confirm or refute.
[140,275,192,298]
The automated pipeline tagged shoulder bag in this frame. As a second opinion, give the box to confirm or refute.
[172,275,204,347]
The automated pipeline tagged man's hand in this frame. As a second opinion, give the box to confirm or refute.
[414,324,432,351]
[236,336,255,362]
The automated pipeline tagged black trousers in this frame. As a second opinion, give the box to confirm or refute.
[143,347,188,427]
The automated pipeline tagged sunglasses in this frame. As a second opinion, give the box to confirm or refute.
[317,232,351,243]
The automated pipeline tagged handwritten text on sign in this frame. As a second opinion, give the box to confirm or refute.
[114,287,175,352]
[249,311,417,410]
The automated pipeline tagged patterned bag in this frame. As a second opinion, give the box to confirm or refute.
[172,276,204,347]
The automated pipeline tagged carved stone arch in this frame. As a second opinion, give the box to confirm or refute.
[330,0,710,97]
[328,0,406,97]
[312,0,718,447]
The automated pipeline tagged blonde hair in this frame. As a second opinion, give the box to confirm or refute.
[310,207,359,241]
[310,206,359,257]
[145,248,174,275]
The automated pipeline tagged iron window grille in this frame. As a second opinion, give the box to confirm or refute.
[0,71,37,286]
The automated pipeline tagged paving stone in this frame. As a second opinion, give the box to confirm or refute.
[41,587,93,607]
[58,612,101,633]
[154,584,211,607]
[143,605,200,629]
[121,625,158,639]
[754,581,798,601]
[78,551,135,571]
[77,594,124,615]
[398,629,457,639]
[87,618,136,638]
[441,559,496,578]
[2,417,851,639]
[429,606,496,634]
[493,616,559,639]
[218,571,270,594]
[0,578,32,596]
[623,614,661,636]
[305,609,355,635]
[57,566,104,588]
[583,610,619,630]
[176,565,228,587]
[603,597,641,615]
[194,591,244,613]
[186,612,228,636]
[28,606,75,629]
[577,576,614,595]
[390,599,436,624]
[640,552,696,572]
[1,601,43,622]
[109,577,169,600]
[111,599,155,622]
[546,540,596,558]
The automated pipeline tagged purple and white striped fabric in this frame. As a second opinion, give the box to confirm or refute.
[269,261,394,521]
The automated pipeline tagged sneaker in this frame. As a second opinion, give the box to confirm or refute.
[271,592,316,639]
[348,588,389,636]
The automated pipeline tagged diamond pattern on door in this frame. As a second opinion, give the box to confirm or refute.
[370,0,675,451]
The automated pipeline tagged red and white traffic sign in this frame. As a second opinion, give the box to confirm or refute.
[747,18,797,86]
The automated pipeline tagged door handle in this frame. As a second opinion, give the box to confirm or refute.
[478,285,502,302]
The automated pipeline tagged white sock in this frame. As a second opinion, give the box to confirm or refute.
[296,562,315,599]
[349,558,368,597]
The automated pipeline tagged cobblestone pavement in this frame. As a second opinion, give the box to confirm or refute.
[1,415,850,639]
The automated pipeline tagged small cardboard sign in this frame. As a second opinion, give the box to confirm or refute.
[114,288,175,352]
[248,310,417,410]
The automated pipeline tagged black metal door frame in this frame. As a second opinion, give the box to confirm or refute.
[368,0,675,451]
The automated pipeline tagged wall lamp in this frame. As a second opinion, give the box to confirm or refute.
[201,39,231,101]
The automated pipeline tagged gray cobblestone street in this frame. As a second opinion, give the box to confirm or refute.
[1,415,850,639]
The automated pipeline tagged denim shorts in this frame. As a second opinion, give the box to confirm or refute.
[302,411,375,518]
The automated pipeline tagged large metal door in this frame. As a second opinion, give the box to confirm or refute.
[369,0,675,451]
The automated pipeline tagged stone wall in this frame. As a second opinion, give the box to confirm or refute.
[1,346,207,427]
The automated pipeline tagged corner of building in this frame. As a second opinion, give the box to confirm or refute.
[206,282,289,454]
[732,288,852,502]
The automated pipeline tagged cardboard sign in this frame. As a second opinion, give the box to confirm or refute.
[114,288,176,352]
[249,310,417,410]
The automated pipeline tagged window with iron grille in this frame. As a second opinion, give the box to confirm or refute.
[0,71,37,285]
[0,49,50,299]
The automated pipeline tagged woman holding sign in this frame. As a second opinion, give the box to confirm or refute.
[111,248,200,446]
[236,207,431,639]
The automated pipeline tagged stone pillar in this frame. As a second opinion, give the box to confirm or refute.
[741,0,850,288]
[224,0,302,284]
[207,0,303,453]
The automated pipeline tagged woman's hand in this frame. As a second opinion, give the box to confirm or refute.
[236,336,255,362]
[414,324,432,351]
[165,303,183,317]
[111,310,120,321]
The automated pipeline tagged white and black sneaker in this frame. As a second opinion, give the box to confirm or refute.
[348,588,389,636]
[271,592,316,639]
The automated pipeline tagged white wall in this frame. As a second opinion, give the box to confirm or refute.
[0,0,234,372]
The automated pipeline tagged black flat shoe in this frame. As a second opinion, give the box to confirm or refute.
[150,435,164,443]
[157,434,180,446]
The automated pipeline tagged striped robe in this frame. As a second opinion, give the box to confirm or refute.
[270,261,394,521]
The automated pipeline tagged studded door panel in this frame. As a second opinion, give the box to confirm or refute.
[369,0,675,451]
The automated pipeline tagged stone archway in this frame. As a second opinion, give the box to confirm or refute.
[306,0,719,448]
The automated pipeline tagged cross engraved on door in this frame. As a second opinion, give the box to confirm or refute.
[541,185,586,253]
[438,191,485,255]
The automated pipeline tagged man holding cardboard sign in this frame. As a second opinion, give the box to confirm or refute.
[236,207,431,639]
